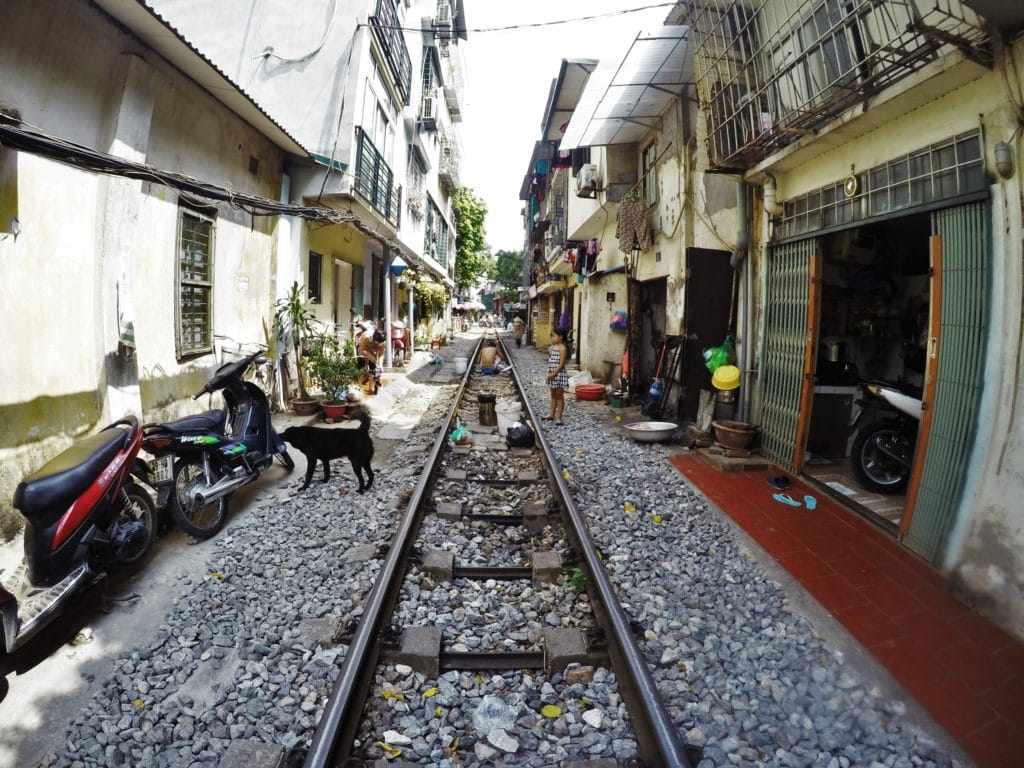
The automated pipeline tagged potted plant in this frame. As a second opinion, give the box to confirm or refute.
[274,281,318,415]
[307,334,359,419]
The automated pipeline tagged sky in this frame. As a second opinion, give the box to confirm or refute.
[459,1,675,255]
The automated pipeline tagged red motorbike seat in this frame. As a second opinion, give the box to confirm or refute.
[14,424,134,524]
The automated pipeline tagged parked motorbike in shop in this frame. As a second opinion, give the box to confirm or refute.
[0,417,157,701]
[850,379,923,494]
[140,350,293,540]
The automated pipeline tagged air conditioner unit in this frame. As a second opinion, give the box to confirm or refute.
[576,163,599,198]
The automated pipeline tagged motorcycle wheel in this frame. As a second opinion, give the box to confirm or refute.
[117,482,158,567]
[851,418,911,494]
[170,458,229,539]
[276,451,295,472]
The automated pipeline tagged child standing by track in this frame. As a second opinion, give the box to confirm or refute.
[542,327,569,425]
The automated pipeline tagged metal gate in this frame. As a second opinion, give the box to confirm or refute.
[759,239,818,469]
[902,201,989,562]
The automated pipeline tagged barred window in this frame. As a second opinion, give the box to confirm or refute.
[176,207,214,357]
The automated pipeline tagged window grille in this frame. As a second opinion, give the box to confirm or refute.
[355,126,402,227]
[776,130,986,239]
[369,0,412,105]
[176,207,214,357]
[691,0,991,169]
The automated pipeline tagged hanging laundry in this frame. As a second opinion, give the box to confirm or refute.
[585,238,602,272]
[615,198,652,254]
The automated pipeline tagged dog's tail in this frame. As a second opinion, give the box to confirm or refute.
[351,406,371,434]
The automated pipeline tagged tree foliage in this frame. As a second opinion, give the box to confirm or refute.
[493,249,523,303]
[452,186,488,290]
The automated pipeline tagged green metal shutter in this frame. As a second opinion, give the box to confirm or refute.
[760,239,816,469]
[904,202,990,561]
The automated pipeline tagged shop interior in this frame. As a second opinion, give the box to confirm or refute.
[803,213,931,528]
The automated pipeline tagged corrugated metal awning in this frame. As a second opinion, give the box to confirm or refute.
[560,26,692,150]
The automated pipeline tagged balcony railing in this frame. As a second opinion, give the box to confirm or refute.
[438,128,460,191]
[354,126,401,228]
[691,0,991,169]
[370,0,412,106]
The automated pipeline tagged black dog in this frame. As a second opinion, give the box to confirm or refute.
[281,407,375,493]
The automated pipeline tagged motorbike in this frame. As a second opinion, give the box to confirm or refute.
[850,379,923,494]
[0,417,157,700]
[139,350,293,539]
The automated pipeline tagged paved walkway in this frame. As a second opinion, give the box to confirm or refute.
[669,455,1024,768]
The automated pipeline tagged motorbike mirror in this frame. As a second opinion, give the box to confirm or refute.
[254,354,268,365]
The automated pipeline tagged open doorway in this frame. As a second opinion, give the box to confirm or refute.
[803,213,930,528]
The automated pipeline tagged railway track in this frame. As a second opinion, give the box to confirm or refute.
[301,334,697,767]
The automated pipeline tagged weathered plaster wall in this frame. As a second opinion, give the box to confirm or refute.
[0,0,287,533]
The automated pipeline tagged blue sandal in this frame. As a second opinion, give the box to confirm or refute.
[772,493,802,507]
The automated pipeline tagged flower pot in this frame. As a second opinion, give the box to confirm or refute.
[712,420,757,449]
[321,401,347,420]
[291,398,321,416]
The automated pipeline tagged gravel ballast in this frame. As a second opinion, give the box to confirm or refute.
[35,339,965,768]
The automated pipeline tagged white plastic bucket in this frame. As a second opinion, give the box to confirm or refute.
[497,411,517,437]
[454,357,468,374]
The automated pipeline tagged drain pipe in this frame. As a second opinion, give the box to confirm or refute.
[729,182,753,422]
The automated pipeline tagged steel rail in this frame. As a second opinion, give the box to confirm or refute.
[302,335,483,768]
[305,332,692,767]
[501,338,694,768]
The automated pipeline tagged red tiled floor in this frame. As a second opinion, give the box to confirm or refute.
[667,453,1024,768]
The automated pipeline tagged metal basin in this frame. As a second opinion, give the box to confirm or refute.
[624,421,677,443]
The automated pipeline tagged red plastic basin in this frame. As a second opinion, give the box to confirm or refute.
[575,384,606,400]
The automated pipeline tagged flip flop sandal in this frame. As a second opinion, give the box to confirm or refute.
[772,493,802,507]
[766,475,790,490]
[804,495,818,510]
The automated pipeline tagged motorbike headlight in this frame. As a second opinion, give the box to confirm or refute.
[864,384,881,397]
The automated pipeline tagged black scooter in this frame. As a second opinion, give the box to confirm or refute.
[1,417,157,701]
[850,378,923,494]
[140,351,293,539]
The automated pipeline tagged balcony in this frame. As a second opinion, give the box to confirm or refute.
[354,126,402,228]
[438,128,460,191]
[370,0,412,106]
[690,0,991,169]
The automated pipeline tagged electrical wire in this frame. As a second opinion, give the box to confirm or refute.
[257,0,338,63]
[366,3,677,34]
[0,117,402,249]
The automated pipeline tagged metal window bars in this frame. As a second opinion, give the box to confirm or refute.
[775,129,985,239]
[370,0,413,106]
[691,0,992,170]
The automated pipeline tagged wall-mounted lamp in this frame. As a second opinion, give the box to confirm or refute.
[995,142,1014,179]
[606,292,616,303]
[388,256,409,277]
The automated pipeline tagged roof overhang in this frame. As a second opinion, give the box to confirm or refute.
[541,58,599,141]
[560,25,692,150]
[94,0,308,156]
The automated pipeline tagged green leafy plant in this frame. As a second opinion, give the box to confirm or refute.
[307,334,358,403]
[568,567,587,594]
[274,282,316,401]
